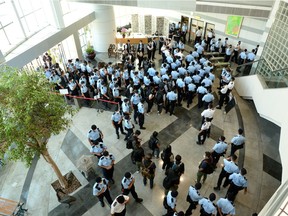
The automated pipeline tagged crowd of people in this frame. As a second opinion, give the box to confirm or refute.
[42,21,260,216]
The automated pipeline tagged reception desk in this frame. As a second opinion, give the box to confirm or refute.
[115,37,148,45]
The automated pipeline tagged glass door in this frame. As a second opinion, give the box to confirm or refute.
[188,18,204,43]
[204,22,215,39]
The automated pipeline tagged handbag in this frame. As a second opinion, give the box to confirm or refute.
[141,161,153,179]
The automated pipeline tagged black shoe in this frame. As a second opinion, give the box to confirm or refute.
[122,132,127,135]
[140,127,146,130]
[213,186,220,191]
[135,121,138,124]
[101,202,105,207]
[196,141,202,145]
[117,134,120,139]
[110,179,115,184]
[136,198,143,203]
[187,104,189,108]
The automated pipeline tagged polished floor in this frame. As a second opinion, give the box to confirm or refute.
[0,49,281,216]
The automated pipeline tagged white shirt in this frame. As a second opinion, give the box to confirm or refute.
[111,195,129,214]
[201,108,215,119]
[167,191,177,209]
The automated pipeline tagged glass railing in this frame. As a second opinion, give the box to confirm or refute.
[236,58,288,88]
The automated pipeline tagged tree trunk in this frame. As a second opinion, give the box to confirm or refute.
[42,149,68,188]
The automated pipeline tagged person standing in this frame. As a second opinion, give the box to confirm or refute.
[230,128,246,156]
[195,27,202,44]
[90,141,107,159]
[225,44,233,62]
[162,145,174,171]
[111,110,126,139]
[196,83,208,109]
[202,89,214,110]
[226,168,248,201]
[164,190,178,216]
[231,41,241,63]
[98,151,115,184]
[111,195,130,216]
[211,136,228,168]
[171,155,185,177]
[216,84,229,110]
[93,176,113,207]
[132,141,145,172]
[123,115,134,141]
[87,124,104,145]
[166,88,178,116]
[198,193,217,216]
[213,155,239,191]
[149,131,160,158]
[197,118,211,145]
[130,90,141,124]
[147,41,153,61]
[137,98,146,130]
[185,183,202,216]
[196,151,213,184]
[121,172,143,203]
[142,153,156,189]
[152,37,157,60]
[216,193,236,216]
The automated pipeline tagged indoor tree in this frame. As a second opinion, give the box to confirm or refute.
[0,66,75,188]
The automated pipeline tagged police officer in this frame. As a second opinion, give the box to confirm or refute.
[226,168,248,201]
[100,81,110,109]
[121,172,143,203]
[110,195,130,216]
[164,190,178,216]
[90,141,107,159]
[216,84,229,109]
[68,78,78,96]
[186,80,196,108]
[137,99,146,130]
[196,83,208,109]
[112,84,121,111]
[87,124,103,145]
[123,115,134,141]
[122,98,131,115]
[80,80,91,106]
[230,128,246,156]
[198,193,217,216]
[214,155,239,191]
[185,183,202,215]
[111,110,126,139]
[202,89,214,110]
[166,88,177,116]
[211,136,228,168]
[98,151,115,184]
[216,193,236,216]
[93,176,113,207]
[197,118,211,145]
[130,90,141,124]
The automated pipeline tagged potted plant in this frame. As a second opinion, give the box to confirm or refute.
[86,45,96,60]
[121,27,128,38]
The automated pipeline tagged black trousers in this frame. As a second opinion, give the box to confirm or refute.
[231,143,244,156]
[187,91,194,106]
[114,207,126,216]
[185,201,198,215]
[216,168,232,188]
[123,185,139,200]
[102,166,114,182]
[198,93,204,108]
[212,151,223,167]
[226,182,243,201]
[138,113,145,127]
[133,104,138,122]
[113,121,125,136]
[198,130,208,144]
[166,100,176,115]
[98,189,113,205]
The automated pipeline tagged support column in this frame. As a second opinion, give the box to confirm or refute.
[49,0,65,29]
[90,5,116,52]
[73,32,83,59]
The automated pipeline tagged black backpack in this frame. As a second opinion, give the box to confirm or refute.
[148,136,157,150]
[201,159,214,174]
[126,134,134,149]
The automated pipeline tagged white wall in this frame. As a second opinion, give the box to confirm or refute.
[235,75,288,182]
[194,12,267,52]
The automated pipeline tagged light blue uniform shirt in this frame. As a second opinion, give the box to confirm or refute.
[124,119,133,129]
[198,69,206,78]
[133,76,140,86]
[197,86,208,94]
[202,93,214,102]
[100,86,107,95]
[90,142,107,155]
[162,74,169,81]
[188,186,202,201]
[185,54,194,63]
[130,94,141,105]
[178,67,187,76]
[123,70,129,80]
[184,76,192,85]
[171,71,179,80]
[122,102,130,113]
[111,112,122,122]
[188,83,196,92]
[87,129,101,140]
[167,191,177,209]
[137,102,145,114]
[223,159,239,173]
[166,91,177,101]
[153,76,161,84]
[121,174,135,189]
[98,154,115,167]
[231,134,246,146]
[201,78,212,87]
[148,67,156,77]
[160,67,167,75]
[112,88,120,97]
[144,76,151,86]
[187,65,196,74]
[213,141,228,154]
[198,198,217,214]
[166,56,173,63]
[177,79,185,88]
[216,198,236,215]
[171,62,177,70]
[229,173,248,188]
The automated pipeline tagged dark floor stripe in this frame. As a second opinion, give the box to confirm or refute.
[263,154,282,181]
[20,155,39,203]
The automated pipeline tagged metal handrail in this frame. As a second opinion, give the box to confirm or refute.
[237,59,263,67]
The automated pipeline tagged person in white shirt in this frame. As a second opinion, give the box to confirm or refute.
[195,27,202,44]
[111,195,129,216]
